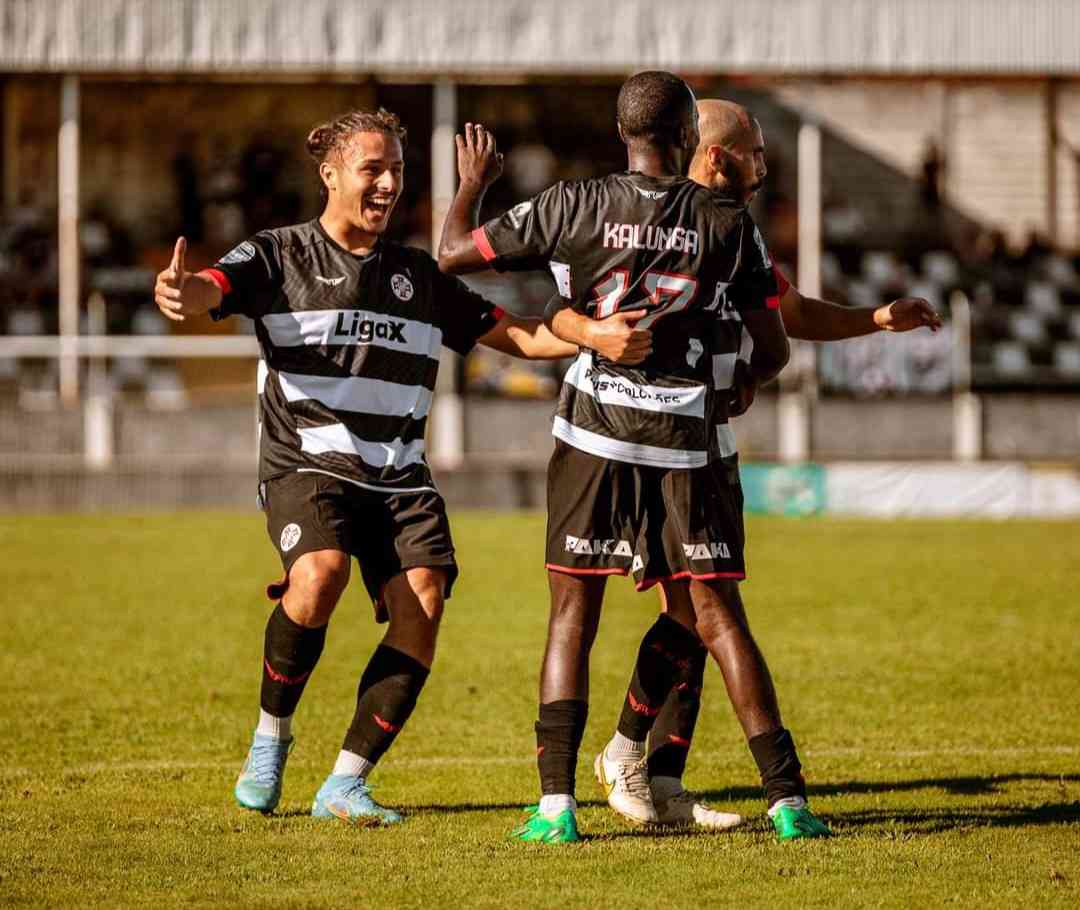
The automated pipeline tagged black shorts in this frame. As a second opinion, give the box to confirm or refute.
[545,441,745,591]
[261,470,458,618]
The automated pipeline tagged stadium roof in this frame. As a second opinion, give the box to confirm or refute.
[3,0,1079,76]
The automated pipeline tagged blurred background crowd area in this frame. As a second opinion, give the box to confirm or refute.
[2,74,1080,408]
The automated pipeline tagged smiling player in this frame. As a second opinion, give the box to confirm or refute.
[154,108,576,826]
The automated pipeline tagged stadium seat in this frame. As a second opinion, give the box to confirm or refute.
[145,366,188,410]
[922,251,960,287]
[992,342,1032,376]
[907,280,943,312]
[861,251,900,287]
[1008,312,1047,345]
[821,252,843,287]
[1043,254,1079,287]
[845,279,879,308]
[131,305,169,336]
[1053,342,1080,377]
[1025,282,1062,318]
[111,355,150,390]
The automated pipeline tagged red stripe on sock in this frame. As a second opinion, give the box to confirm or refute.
[263,659,310,686]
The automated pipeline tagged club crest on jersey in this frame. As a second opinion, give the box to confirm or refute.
[507,201,533,229]
[683,541,731,560]
[219,241,256,265]
[391,274,414,301]
[565,535,633,557]
[634,187,668,200]
[280,523,302,552]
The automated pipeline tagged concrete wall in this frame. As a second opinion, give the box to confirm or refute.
[0,394,1076,511]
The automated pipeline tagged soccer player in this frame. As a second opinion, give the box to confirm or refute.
[439,72,813,842]
[153,108,577,825]
[635,99,942,830]
[552,99,941,834]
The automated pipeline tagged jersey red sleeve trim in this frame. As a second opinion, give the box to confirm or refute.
[491,305,506,322]
[773,265,790,296]
[766,295,781,310]
[201,268,232,295]
[471,226,497,263]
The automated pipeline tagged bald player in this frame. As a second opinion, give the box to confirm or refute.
[563,99,941,832]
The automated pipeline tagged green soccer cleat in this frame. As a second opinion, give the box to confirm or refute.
[771,804,832,840]
[510,806,580,844]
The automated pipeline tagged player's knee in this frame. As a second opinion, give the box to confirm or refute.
[286,551,350,623]
[410,569,446,622]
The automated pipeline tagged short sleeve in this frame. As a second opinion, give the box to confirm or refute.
[206,232,282,320]
[725,214,781,313]
[433,269,503,356]
[474,183,567,273]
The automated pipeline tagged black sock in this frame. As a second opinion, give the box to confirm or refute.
[260,602,327,719]
[647,643,707,779]
[617,615,702,742]
[342,644,430,765]
[536,699,588,796]
[748,727,807,807]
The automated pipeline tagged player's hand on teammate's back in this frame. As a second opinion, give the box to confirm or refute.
[455,123,504,190]
[154,236,221,321]
[586,309,652,365]
[874,297,942,333]
[728,361,757,417]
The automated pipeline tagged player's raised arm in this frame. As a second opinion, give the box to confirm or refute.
[154,237,223,322]
[437,123,504,274]
[543,294,653,365]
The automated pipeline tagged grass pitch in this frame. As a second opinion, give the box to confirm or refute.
[2,511,1078,908]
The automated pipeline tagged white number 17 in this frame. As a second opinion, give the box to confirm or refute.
[591,268,698,327]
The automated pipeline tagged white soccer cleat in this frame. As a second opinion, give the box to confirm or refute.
[651,785,744,830]
[594,745,658,825]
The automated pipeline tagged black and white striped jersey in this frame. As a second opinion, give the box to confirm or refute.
[475,173,778,470]
[708,265,790,465]
[207,219,499,493]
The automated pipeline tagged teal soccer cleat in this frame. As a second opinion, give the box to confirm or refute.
[311,774,403,826]
[234,733,293,813]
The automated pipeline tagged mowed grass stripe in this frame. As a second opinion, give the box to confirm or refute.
[2,512,1078,908]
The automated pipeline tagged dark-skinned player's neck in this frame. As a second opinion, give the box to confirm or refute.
[319,209,380,257]
[625,142,687,179]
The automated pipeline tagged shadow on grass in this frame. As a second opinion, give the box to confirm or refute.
[696,772,1080,804]
[833,802,1080,834]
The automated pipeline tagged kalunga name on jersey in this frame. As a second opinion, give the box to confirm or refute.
[602,222,700,255]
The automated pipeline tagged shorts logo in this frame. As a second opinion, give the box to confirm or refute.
[683,541,731,560]
[219,241,256,265]
[565,535,633,557]
[280,523,302,552]
[391,274,414,301]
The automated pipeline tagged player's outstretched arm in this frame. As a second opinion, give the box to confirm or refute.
[478,313,577,360]
[438,123,504,275]
[154,237,223,322]
[543,296,652,365]
[782,285,941,341]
